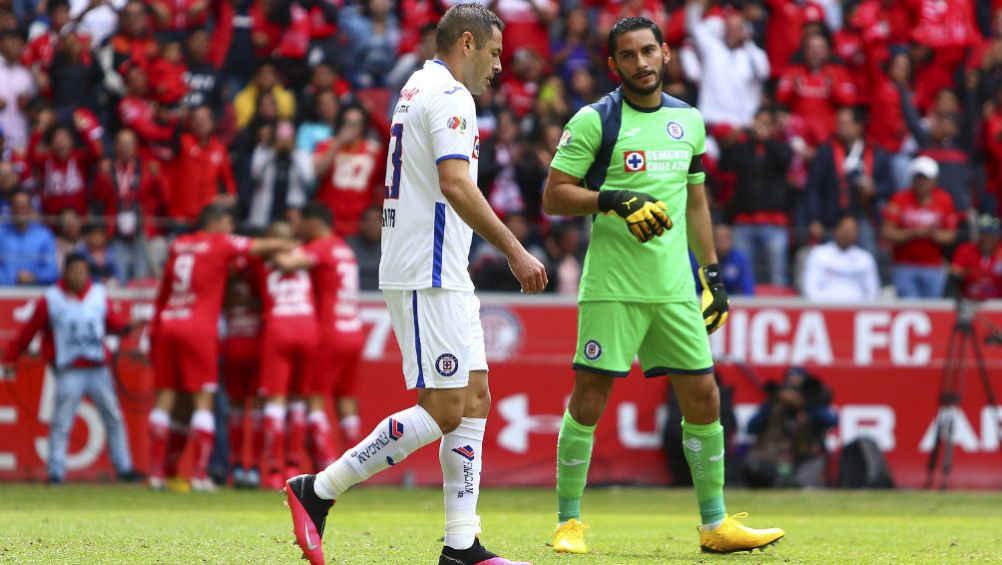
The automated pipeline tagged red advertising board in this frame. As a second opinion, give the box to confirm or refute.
[2,289,1002,489]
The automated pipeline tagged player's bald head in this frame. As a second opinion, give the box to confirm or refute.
[436,3,504,54]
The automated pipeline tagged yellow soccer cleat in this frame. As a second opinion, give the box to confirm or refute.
[698,513,784,554]
[552,518,590,554]
[165,476,192,494]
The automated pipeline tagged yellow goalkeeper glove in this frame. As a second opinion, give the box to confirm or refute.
[699,264,729,334]
[598,189,672,243]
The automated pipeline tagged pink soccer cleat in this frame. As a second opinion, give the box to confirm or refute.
[283,474,334,565]
[438,538,533,565]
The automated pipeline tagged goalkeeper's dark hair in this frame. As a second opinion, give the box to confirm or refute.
[196,202,234,230]
[608,16,664,60]
[302,201,333,226]
[436,3,504,53]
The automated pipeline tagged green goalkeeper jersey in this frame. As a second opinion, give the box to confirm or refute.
[550,87,707,303]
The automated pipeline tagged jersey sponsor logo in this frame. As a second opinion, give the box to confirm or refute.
[436,353,459,376]
[558,129,572,148]
[444,86,463,95]
[584,339,602,360]
[621,127,642,138]
[666,121,685,140]
[472,135,480,160]
[388,418,405,440]
[452,445,475,461]
[447,116,467,133]
[623,151,646,172]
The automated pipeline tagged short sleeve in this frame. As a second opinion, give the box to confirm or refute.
[882,195,902,224]
[687,109,707,185]
[300,242,326,268]
[424,87,477,164]
[549,107,601,180]
[225,235,252,259]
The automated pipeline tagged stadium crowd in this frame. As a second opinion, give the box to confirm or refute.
[0,0,1001,301]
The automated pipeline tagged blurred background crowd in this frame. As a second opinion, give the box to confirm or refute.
[0,0,1001,300]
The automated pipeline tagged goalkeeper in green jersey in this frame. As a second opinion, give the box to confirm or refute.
[542,16,784,555]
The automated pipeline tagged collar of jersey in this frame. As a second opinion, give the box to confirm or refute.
[618,86,667,114]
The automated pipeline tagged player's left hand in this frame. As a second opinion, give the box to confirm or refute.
[699,264,729,334]
[598,190,672,243]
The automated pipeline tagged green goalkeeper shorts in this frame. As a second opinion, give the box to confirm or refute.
[572,300,714,377]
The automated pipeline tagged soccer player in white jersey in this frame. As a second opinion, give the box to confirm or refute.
[283,4,547,565]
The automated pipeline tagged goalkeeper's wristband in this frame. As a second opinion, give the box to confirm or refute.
[597,190,621,213]
[701,263,723,287]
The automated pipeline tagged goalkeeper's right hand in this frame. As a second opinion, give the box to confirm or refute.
[598,189,672,243]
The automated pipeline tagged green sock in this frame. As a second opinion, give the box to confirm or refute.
[681,418,727,525]
[556,409,596,522]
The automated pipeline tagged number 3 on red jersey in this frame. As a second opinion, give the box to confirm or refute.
[384,123,403,199]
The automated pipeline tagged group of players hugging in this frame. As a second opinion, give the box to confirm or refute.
[147,202,362,493]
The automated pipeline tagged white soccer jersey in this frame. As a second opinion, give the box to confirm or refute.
[379,60,480,291]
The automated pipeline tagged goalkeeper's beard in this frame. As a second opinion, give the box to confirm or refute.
[616,63,666,97]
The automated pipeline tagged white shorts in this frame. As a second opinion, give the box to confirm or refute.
[384,289,487,390]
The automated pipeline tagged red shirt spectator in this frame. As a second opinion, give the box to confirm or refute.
[764,0,826,78]
[21,0,90,98]
[28,117,104,217]
[165,107,236,221]
[100,1,158,97]
[148,43,189,105]
[313,106,384,237]
[118,64,178,162]
[866,52,911,154]
[983,105,1002,200]
[951,237,1002,300]
[776,33,856,146]
[494,0,558,63]
[500,50,542,120]
[92,129,169,240]
[882,160,959,266]
[149,0,210,35]
[597,0,672,47]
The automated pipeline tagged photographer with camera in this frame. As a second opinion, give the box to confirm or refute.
[948,214,1002,301]
[742,367,837,488]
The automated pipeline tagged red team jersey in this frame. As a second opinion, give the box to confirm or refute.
[302,235,363,395]
[152,232,252,392]
[222,275,263,402]
[253,257,319,396]
[883,188,959,266]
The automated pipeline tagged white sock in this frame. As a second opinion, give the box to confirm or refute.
[314,405,442,500]
[149,408,169,428]
[440,417,486,550]
[288,400,307,420]
[264,402,287,422]
[190,409,214,433]
[308,410,330,429]
[704,519,724,531]
[339,414,360,430]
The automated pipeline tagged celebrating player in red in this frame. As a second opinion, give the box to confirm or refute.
[148,203,291,492]
[252,220,320,490]
[273,202,364,469]
[221,268,264,489]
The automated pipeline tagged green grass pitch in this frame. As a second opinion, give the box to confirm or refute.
[3,485,1002,564]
